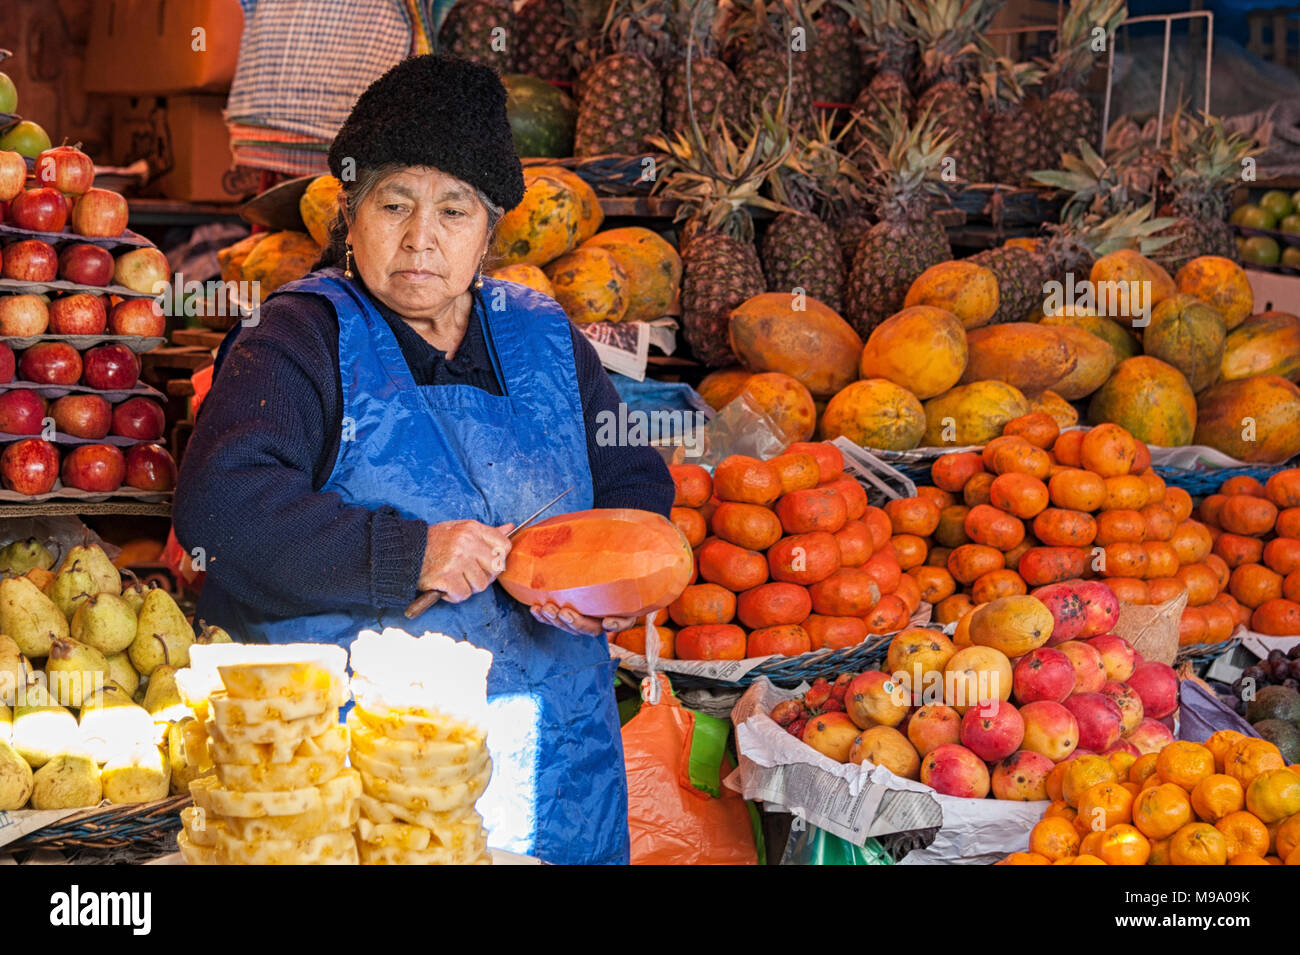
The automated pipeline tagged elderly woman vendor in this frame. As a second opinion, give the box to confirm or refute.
[173,56,673,865]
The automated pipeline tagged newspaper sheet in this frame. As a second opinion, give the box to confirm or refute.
[580,318,677,382]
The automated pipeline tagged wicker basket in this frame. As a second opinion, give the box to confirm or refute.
[1153,464,1291,496]
[4,794,190,862]
[1175,633,1243,669]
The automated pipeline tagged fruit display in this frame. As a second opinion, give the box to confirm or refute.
[765,583,1189,804]
[1230,188,1300,272]
[177,643,356,865]
[1012,733,1300,864]
[0,540,227,812]
[632,440,929,661]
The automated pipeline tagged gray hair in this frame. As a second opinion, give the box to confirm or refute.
[314,164,503,270]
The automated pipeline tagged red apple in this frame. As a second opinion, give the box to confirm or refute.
[35,145,94,196]
[1074,580,1121,638]
[71,188,128,238]
[50,393,111,439]
[1011,646,1076,704]
[959,699,1024,763]
[0,388,47,435]
[1061,691,1124,753]
[81,344,140,390]
[48,293,108,336]
[0,438,60,495]
[0,294,50,336]
[112,247,169,294]
[0,151,25,202]
[124,443,176,491]
[111,396,165,440]
[1125,660,1179,720]
[0,343,13,384]
[58,243,115,287]
[9,187,68,233]
[60,443,126,492]
[2,239,59,282]
[19,342,82,385]
[1085,633,1137,682]
[919,743,990,798]
[108,297,166,337]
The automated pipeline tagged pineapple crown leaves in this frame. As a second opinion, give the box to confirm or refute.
[594,0,676,66]
[1030,138,1132,221]
[1042,0,1127,91]
[836,0,917,71]
[1042,202,1177,273]
[908,0,1004,86]
[667,0,727,59]
[648,114,795,244]
[977,53,1046,110]
[1165,106,1263,195]
[766,109,867,215]
[858,102,957,222]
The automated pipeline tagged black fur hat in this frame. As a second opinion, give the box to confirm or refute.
[328,54,524,212]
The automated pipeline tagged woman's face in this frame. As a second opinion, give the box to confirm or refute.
[347,167,490,319]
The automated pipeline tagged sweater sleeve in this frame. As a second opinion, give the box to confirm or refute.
[173,295,428,617]
[570,326,675,518]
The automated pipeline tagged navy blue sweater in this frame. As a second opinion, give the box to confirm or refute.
[173,281,674,618]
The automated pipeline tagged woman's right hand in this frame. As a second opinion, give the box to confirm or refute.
[417,520,515,603]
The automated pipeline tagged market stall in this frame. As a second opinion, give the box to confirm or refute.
[0,0,1298,878]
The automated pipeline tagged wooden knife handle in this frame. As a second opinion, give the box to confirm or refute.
[404,589,444,619]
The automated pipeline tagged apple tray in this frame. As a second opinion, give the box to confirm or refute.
[0,427,161,448]
[0,483,171,504]
[0,276,156,299]
[0,333,165,353]
[0,222,153,251]
[0,377,165,404]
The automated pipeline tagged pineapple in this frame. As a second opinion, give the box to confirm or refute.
[437,0,516,73]
[980,55,1048,186]
[724,0,814,133]
[650,119,792,366]
[909,0,997,185]
[842,105,956,338]
[1032,139,1137,222]
[1153,110,1261,273]
[663,0,743,137]
[806,0,862,104]
[761,112,866,311]
[841,0,916,174]
[513,0,607,82]
[1037,0,1127,168]
[574,0,673,157]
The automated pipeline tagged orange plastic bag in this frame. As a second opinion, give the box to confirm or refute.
[622,674,759,865]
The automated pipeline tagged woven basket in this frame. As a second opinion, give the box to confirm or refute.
[520,154,662,196]
[1153,464,1291,495]
[4,794,190,861]
[1175,633,1243,669]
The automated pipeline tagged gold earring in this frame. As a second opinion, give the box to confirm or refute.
[474,257,485,289]
[344,247,354,279]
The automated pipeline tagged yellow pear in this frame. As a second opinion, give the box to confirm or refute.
[0,576,69,658]
[48,561,96,621]
[31,753,102,810]
[44,637,109,708]
[80,686,155,764]
[143,664,191,728]
[196,619,234,644]
[0,701,9,743]
[0,537,54,575]
[120,577,151,614]
[101,745,170,804]
[0,738,34,810]
[128,589,194,676]
[71,592,137,654]
[0,633,26,705]
[105,651,140,697]
[62,543,120,595]
[11,684,80,769]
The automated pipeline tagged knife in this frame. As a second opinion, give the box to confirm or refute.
[403,487,574,619]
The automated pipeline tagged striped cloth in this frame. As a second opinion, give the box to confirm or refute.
[226,0,437,172]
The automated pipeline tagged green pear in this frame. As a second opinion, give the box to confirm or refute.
[105,651,140,698]
[71,592,137,654]
[0,576,69,658]
[0,633,26,705]
[143,664,191,727]
[31,753,102,810]
[0,738,34,810]
[0,701,10,743]
[101,745,169,804]
[196,619,234,644]
[0,538,55,575]
[48,561,96,621]
[44,637,109,708]
[80,686,155,763]
[120,576,151,614]
[62,543,120,595]
[11,685,80,768]
[128,589,194,676]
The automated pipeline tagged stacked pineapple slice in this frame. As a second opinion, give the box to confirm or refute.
[349,629,493,865]
[177,645,357,865]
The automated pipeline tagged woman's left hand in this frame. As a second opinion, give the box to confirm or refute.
[531,602,636,637]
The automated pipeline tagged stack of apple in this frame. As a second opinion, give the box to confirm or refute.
[0,144,129,239]
[768,582,1186,804]
[642,441,921,662]
[905,415,1241,651]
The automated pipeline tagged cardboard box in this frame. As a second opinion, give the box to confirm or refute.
[84,0,243,95]
[112,94,259,203]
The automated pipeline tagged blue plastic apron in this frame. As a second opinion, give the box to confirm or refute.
[196,270,629,865]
